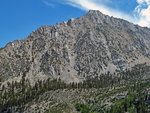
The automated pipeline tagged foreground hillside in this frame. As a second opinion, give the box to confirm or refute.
[0,64,150,112]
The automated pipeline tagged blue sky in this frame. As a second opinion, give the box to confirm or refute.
[0,0,150,47]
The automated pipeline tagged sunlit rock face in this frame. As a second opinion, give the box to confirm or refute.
[0,10,150,83]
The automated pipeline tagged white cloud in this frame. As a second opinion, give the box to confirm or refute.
[43,0,55,7]
[44,0,150,27]
[137,0,150,4]
[64,0,135,23]
[134,0,150,27]
[142,5,150,20]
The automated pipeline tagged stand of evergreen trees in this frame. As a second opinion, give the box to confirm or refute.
[0,63,150,112]
[76,79,150,113]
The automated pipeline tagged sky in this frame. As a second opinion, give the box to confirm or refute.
[0,0,150,47]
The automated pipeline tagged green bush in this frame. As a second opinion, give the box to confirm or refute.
[75,103,90,113]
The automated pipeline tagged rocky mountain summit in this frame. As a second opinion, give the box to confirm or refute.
[0,10,150,84]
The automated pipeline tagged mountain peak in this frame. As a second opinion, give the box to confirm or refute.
[88,10,102,14]
[1,10,150,85]
[86,10,105,17]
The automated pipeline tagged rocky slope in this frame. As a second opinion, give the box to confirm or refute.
[0,10,150,84]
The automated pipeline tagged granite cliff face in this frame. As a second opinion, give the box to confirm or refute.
[0,10,150,83]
